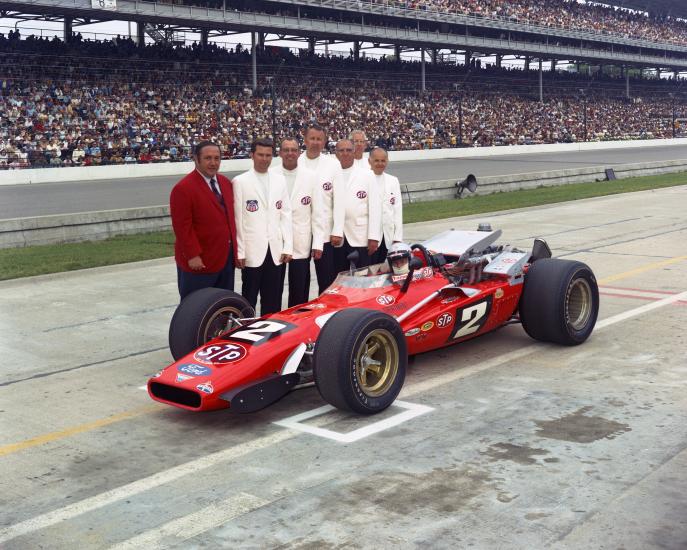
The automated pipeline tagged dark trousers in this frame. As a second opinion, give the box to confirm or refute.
[334,238,372,274]
[177,248,235,301]
[241,248,286,315]
[314,242,337,295]
[288,257,311,308]
[372,237,388,266]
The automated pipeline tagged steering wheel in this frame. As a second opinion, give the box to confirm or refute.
[410,243,435,268]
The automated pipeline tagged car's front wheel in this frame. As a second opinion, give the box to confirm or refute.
[313,309,407,414]
[169,288,255,361]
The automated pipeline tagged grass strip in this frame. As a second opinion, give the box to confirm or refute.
[0,171,685,281]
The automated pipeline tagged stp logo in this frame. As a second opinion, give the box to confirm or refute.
[322,182,333,191]
[376,294,395,306]
[193,343,247,364]
[356,190,367,199]
[390,197,396,205]
[275,200,283,210]
[301,196,312,205]
[437,313,454,328]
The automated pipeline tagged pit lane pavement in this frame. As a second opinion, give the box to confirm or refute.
[0,186,686,549]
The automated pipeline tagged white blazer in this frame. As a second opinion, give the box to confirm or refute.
[376,172,403,245]
[270,165,324,259]
[299,153,343,246]
[233,168,293,268]
[335,167,382,248]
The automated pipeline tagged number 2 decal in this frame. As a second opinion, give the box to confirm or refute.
[450,296,493,340]
[224,320,295,346]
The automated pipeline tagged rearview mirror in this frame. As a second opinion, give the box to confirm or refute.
[347,250,359,274]
[401,257,424,293]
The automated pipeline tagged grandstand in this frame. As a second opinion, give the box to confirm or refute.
[1,0,687,168]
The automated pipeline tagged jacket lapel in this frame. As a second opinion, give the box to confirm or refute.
[251,169,268,207]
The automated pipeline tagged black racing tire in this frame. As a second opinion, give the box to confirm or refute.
[313,308,407,414]
[169,288,255,361]
[520,258,599,346]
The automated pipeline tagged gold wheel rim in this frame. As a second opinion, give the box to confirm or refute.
[355,329,399,397]
[566,278,593,331]
[203,306,242,341]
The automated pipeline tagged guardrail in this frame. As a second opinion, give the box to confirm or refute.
[2,158,686,249]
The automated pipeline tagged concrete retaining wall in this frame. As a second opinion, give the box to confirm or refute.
[0,206,171,248]
[2,158,685,249]
[3,137,687,186]
[403,158,687,202]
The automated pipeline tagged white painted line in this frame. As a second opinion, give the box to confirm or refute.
[0,430,294,545]
[138,386,147,391]
[4,291,685,545]
[108,492,268,550]
[274,401,434,443]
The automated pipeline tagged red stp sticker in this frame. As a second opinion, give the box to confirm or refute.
[193,343,247,364]
[322,182,333,191]
[390,197,396,205]
[301,196,312,205]
[356,190,367,199]
[275,200,283,210]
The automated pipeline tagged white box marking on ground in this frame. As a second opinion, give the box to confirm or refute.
[273,400,433,443]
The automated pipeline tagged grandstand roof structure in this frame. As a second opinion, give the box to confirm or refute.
[607,0,687,20]
[2,0,687,73]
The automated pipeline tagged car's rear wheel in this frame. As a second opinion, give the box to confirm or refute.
[169,288,255,361]
[313,309,407,414]
[520,258,599,345]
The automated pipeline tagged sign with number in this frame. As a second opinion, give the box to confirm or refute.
[92,0,117,10]
[225,320,295,346]
[449,296,493,341]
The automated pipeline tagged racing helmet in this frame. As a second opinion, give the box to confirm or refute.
[387,242,412,276]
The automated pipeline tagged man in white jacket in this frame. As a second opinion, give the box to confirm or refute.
[350,130,370,170]
[298,124,343,294]
[272,137,324,307]
[332,139,381,273]
[233,138,293,315]
[369,146,403,264]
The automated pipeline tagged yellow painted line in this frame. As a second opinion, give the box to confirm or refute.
[0,404,159,458]
[598,255,687,284]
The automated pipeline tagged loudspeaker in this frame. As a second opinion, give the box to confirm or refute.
[456,174,478,198]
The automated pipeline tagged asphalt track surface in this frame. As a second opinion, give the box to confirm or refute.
[1,143,687,219]
[1,186,686,549]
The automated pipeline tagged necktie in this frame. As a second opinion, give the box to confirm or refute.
[210,177,225,210]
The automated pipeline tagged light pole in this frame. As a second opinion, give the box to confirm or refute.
[579,88,588,142]
[267,59,286,151]
[454,70,471,147]
[266,76,276,146]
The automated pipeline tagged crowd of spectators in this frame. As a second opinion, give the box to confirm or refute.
[162,0,687,47]
[1,32,684,170]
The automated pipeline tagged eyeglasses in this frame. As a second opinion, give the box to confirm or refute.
[336,148,354,152]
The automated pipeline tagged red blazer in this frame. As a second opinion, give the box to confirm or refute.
[170,170,237,273]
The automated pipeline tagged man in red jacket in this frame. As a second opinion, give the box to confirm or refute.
[170,141,237,300]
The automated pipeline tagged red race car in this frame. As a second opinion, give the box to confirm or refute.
[148,226,599,415]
